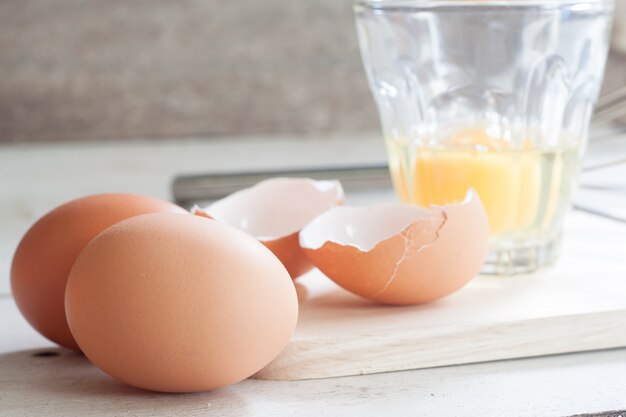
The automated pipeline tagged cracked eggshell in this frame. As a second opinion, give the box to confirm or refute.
[299,190,489,305]
[193,178,344,279]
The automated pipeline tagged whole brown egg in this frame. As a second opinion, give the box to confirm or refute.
[65,213,298,392]
[10,193,187,350]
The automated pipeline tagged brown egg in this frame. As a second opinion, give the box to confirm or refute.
[10,193,187,350]
[65,213,298,393]
[193,178,344,279]
[299,190,489,305]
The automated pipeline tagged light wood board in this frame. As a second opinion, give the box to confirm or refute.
[255,211,626,380]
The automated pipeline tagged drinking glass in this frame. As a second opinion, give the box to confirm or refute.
[354,0,613,274]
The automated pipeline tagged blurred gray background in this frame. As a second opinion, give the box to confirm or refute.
[1,0,625,144]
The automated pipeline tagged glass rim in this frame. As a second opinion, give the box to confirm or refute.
[354,0,613,12]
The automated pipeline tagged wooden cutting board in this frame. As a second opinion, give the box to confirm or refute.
[255,211,626,380]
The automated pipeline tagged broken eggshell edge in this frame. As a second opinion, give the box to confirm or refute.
[192,177,345,279]
[299,190,489,305]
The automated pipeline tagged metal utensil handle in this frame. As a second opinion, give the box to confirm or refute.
[172,165,391,205]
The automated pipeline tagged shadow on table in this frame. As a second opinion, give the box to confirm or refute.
[0,348,249,414]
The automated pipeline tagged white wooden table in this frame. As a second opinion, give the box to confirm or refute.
[1,135,625,417]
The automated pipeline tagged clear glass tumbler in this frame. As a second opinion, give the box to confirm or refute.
[354,0,613,274]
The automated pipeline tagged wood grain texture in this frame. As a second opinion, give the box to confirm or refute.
[2,1,625,143]
[0,0,377,143]
[256,211,626,380]
[2,295,626,416]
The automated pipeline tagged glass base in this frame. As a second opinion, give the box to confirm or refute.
[481,235,561,276]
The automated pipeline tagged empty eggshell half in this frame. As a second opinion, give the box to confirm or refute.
[193,178,344,279]
[299,190,489,305]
